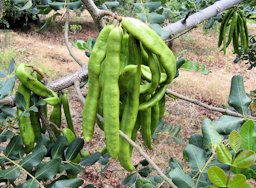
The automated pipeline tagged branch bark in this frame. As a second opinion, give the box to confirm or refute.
[166,90,256,121]
[162,0,244,39]
[64,5,84,67]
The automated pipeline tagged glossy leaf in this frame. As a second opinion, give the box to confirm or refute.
[229,174,247,188]
[16,179,39,188]
[189,134,204,149]
[229,130,241,153]
[214,115,243,135]
[1,106,16,117]
[4,135,23,157]
[0,70,7,78]
[183,144,206,172]
[169,158,183,170]
[51,136,69,159]
[138,166,152,177]
[62,162,83,175]
[137,13,165,24]
[50,178,84,188]
[35,158,61,180]
[80,152,101,166]
[8,59,16,74]
[150,24,169,39]
[202,119,223,151]
[228,75,251,115]
[122,173,138,186]
[65,138,84,161]
[240,120,256,151]
[207,166,227,187]
[18,0,33,11]
[0,166,20,181]
[0,76,16,99]
[22,145,47,171]
[168,168,194,188]
[0,130,14,142]
[216,144,232,165]
[233,150,256,168]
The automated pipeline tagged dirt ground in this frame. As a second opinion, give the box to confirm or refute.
[0,11,256,187]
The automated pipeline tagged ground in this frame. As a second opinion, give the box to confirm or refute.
[0,11,256,187]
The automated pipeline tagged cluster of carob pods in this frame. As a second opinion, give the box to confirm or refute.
[15,17,177,171]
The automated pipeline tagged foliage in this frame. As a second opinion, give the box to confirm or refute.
[234,35,256,69]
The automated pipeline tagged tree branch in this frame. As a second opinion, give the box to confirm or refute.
[64,3,84,67]
[119,130,177,187]
[81,0,117,30]
[162,0,244,39]
[74,79,85,104]
[166,89,256,121]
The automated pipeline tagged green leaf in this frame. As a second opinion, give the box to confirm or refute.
[65,138,84,161]
[214,115,243,135]
[8,59,16,74]
[183,144,206,172]
[1,106,16,117]
[233,150,256,168]
[0,70,7,78]
[50,178,84,188]
[34,134,51,150]
[22,145,47,171]
[240,120,256,151]
[228,75,251,115]
[168,168,194,188]
[51,136,69,159]
[202,119,223,151]
[0,76,16,99]
[35,158,61,180]
[142,183,156,188]
[0,166,20,181]
[16,179,39,188]
[61,162,84,175]
[0,130,14,142]
[134,2,161,12]
[189,134,204,149]
[216,144,232,165]
[229,174,247,188]
[169,158,183,170]
[122,172,138,186]
[15,92,26,111]
[80,152,101,166]
[136,13,165,24]
[29,106,38,112]
[18,0,32,11]
[207,166,227,187]
[4,135,23,157]
[138,166,152,177]
[229,130,241,153]
[104,1,119,9]
[49,1,82,10]
[150,24,169,39]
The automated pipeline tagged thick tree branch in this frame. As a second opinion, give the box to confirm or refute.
[81,0,117,30]
[166,90,256,121]
[163,0,244,39]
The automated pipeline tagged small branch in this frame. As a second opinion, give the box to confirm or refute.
[165,26,196,43]
[0,153,45,188]
[74,79,85,104]
[64,4,84,67]
[96,114,176,187]
[166,89,256,120]
[39,107,57,142]
[81,0,120,30]
[119,130,177,188]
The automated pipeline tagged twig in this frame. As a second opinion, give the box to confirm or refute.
[165,26,196,43]
[96,114,177,187]
[74,79,85,104]
[119,131,178,188]
[39,107,57,142]
[166,89,256,121]
[32,67,48,84]
[64,4,84,67]
[0,153,45,188]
